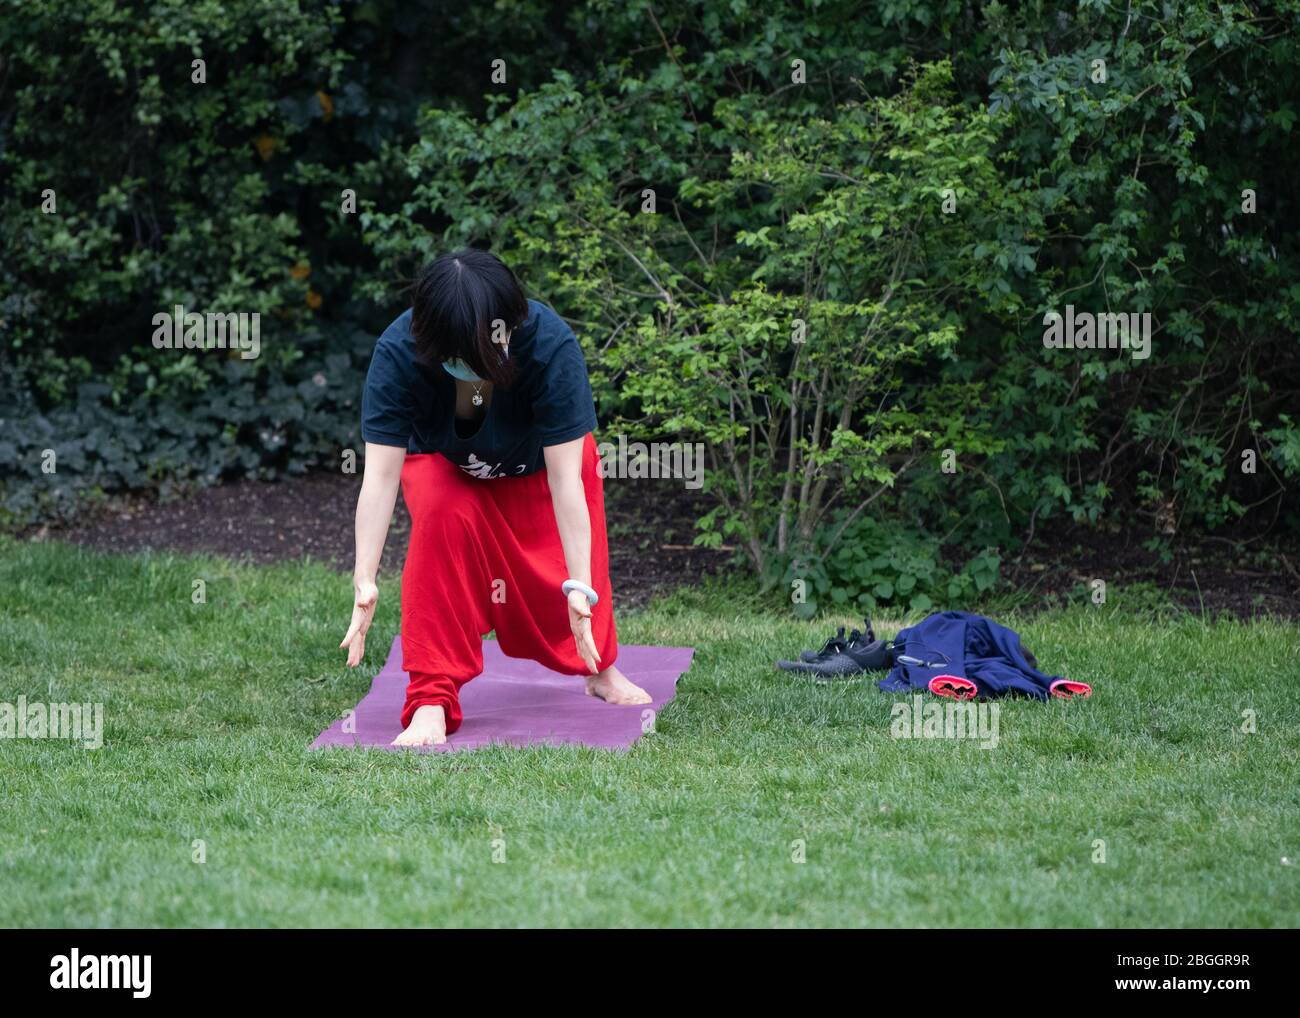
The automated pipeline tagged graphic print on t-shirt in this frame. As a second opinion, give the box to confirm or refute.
[459,453,499,479]
[457,454,533,480]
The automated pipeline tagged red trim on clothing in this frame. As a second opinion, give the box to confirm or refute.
[928,674,979,700]
[1050,679,1092,700]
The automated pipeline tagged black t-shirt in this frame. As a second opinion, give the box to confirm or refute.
[361,298,598,478]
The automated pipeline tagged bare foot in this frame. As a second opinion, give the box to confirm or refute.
[585,664,652,705]
[391,704,447,747]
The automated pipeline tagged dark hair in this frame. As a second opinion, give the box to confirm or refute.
[409,248,528,386]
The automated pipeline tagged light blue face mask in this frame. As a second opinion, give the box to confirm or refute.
[442,340,509,384]
[442,358,485,383]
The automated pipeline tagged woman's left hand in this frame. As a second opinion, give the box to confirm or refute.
[567,588,601,674]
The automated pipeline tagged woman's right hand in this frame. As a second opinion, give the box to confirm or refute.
[340,579,379,667]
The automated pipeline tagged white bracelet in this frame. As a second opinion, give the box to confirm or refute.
[562,579,599,606]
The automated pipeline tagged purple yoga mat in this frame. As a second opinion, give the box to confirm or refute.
[312,635,693,753]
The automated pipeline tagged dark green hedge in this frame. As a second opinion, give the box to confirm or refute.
[2,1,1297,606]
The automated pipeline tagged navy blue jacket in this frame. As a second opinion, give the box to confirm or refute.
[879,611,1064,700]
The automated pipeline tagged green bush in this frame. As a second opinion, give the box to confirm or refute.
[778,514,1002,619]
[2,0,1296,597]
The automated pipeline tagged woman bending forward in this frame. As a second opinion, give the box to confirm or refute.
[340,248,650,745]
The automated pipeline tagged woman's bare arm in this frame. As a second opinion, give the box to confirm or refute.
[544,437,592,585]
[340,442,406,666]
[544,436,600,673]
[352,443,406,583]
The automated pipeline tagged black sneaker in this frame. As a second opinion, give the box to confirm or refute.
[800,626,848,662]
[796,618,875,662]
[777,631,894,681]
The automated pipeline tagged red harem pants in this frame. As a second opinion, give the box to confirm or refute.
[397,432,618,732]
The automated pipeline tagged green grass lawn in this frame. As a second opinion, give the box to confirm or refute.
[1,537,1297,927]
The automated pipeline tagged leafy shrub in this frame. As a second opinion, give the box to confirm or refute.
[1,0,1296,590]
[777,514,1002,619]
[0,335,372,526]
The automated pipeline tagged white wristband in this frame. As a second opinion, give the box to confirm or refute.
[562,579,599,606]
